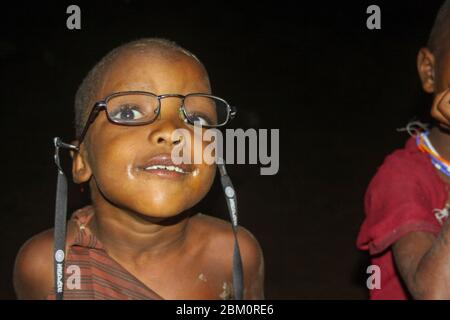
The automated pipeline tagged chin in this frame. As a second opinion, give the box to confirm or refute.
[138,203,187,218]
[127,194,197,220]
[95,170,214,220]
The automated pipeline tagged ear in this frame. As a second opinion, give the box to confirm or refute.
[417,48,436,93]
[71,140,92,184]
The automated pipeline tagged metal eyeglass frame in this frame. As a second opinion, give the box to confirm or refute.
[76,91,237,147]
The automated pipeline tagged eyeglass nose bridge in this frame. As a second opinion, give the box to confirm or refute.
[157,93,186,100]
[155,93,190,123]
[156,93,188,108]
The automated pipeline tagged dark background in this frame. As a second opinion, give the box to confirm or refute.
[0,0,443,299]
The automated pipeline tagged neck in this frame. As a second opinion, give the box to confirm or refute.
[88,186,192,267]
[428,126,450,161]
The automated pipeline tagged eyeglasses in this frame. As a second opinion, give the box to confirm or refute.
[77,91,237,144]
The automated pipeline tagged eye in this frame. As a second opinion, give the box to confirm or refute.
[110,105,145,121]
[187,112,212,126]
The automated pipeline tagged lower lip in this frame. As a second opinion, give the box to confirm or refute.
[139,168,188,180]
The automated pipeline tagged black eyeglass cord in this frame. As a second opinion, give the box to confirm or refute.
[53,137,73,300]
[52,138,244,300]
[217,158,244,300]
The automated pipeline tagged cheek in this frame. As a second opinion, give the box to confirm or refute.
[87,125,140,194]
[186,127,219,165]
[187,163,216,201]
[89,141,134,195]
[88,118,137,177]
[436,52,450,90]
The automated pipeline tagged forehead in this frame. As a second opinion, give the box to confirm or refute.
[99,50,211,97]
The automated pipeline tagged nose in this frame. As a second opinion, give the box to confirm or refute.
[148,98,186,146]
[149,121,184,146]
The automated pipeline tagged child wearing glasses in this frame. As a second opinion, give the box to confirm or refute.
[357,1,450,299]
[13,38,264,300]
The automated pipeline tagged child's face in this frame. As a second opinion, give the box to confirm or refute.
[75,50,216,217]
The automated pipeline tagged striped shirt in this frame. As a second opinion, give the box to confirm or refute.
[47,205,163,300]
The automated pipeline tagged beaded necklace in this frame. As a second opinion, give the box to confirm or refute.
[416,131,450,178]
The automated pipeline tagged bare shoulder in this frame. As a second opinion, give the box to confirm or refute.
[13,228,55,299]
[190,214,263,259]
[13,221,77,300]
[190,214,265,299]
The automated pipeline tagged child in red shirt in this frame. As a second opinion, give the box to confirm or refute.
[357,1,450,299]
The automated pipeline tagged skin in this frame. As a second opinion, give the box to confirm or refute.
[392,47,450,299]
[13,49,265,300]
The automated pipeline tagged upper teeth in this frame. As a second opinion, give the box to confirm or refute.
[144,165,185,173]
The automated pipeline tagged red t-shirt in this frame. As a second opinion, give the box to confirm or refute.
[357,136,450,299]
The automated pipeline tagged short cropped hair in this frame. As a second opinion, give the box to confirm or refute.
[427,0,450,62]
[74,38,207,139]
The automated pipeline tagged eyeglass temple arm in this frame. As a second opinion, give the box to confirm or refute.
[77,102,106,144]
[54,137,79,168]
[229,105,237,120]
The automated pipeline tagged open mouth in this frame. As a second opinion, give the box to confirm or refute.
[137,153,194,178]
[143,164,187,174]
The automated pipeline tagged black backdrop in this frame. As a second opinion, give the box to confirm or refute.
[0,0,442,299]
